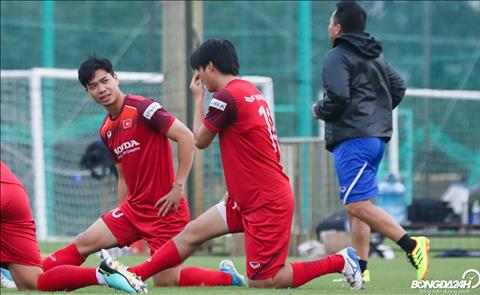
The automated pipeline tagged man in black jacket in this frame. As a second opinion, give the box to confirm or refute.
[312,1,429,282]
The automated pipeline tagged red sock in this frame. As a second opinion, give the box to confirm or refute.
[42,244,85,271]
[291,255,345,288]
[128,239,182,281]
[179,266,232,286]
[37,266,98,291]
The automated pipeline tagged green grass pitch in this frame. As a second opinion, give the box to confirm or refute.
[1,241,478,294]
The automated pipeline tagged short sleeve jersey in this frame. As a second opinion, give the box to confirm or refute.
[100,95,176,209]
[204,79,292,212]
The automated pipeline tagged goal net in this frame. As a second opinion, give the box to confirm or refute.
[389,89,480,207]
[389,88,480,252]
[0,68,274,241]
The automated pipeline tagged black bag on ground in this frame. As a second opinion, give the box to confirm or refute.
[80,139,117,179]
[315,212,348,239]
[407,198,454,223]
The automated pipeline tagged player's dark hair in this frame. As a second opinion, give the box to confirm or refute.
[78,57,115,88]
[189,39,240,75]
[334,1,367,33]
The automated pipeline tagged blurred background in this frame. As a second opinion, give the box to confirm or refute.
[1,1,479,255]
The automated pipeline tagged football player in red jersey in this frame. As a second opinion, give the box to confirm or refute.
[0,161,144,292]
[42,57,237,287]
[119,39,363,290]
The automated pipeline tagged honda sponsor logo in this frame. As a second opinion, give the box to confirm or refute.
[113,140,140,156]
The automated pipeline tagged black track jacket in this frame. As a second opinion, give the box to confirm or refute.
[315,32,406,152]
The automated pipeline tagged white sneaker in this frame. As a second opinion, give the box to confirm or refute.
[219,259,246,286]
[99,249,148,293]
[336,247,363,290]
[0,269,16,289]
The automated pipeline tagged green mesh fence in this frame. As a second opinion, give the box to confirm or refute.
[2,1,479,135]
[1,1,479,245]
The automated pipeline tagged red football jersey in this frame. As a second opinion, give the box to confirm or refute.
[1,160,41,267]
[0,161,23,186]
[204,79,293,212]
[100,95,176,210]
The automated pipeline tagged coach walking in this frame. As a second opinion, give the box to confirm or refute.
[312,1,429,283]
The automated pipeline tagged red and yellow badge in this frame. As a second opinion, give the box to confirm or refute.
[122,118,133,129]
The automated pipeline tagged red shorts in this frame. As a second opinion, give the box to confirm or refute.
[0,182,42,267]
[102,198,190,255]
[216,194,295,280]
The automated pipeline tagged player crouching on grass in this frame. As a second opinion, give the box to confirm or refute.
[41,56,243,289]
[0,161,145,293]
[101,38,364,290]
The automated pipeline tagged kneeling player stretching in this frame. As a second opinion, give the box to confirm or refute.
[106,39,363,290]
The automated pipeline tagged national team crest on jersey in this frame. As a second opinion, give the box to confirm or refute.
[122,118,133,129]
